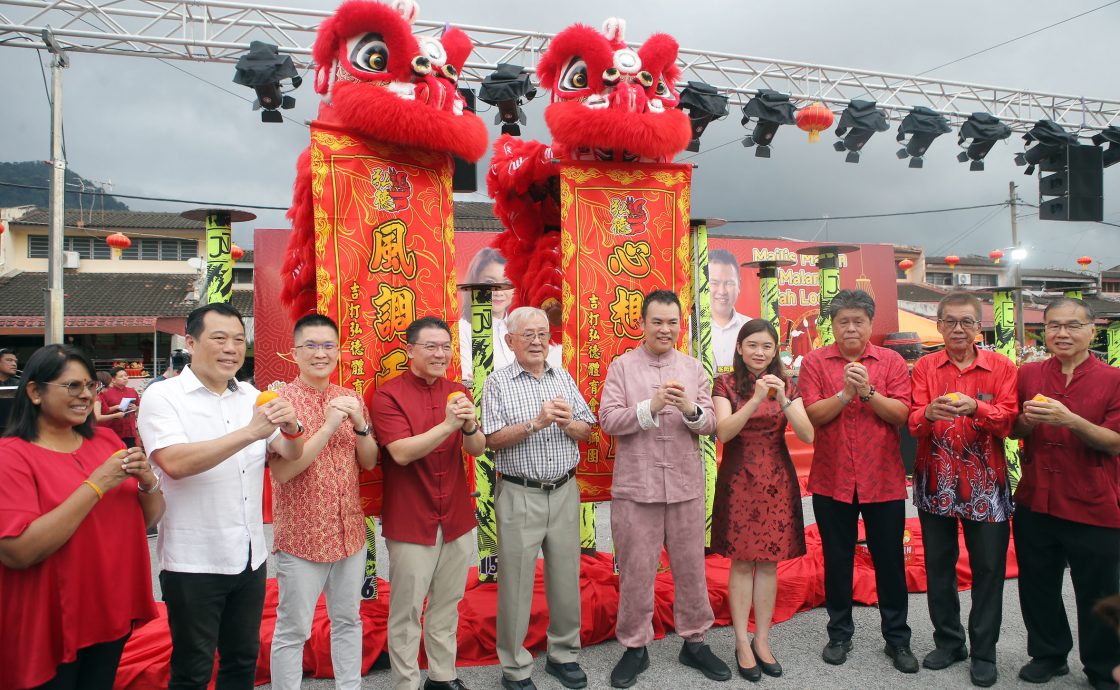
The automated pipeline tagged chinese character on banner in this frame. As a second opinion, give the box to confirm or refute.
[371,284,417,342]
[560,161,692,502]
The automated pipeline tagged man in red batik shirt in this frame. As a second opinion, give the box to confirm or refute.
[371,316,486,690]
[1012,297,1120,689]
[909,292,1018,687]
[799,289,917,675]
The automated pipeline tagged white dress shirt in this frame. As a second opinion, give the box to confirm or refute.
[138,365,277,574]
[711,311,751,371]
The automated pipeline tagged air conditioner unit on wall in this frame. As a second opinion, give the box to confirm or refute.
[62,251,80,269]
[957,273,972,285]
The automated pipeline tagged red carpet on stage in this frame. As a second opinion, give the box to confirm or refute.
[114,517,1019,688]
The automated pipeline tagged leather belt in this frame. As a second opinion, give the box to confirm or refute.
[501,468,576,492]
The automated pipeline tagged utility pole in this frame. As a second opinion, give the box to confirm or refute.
[1008,181,1026,354]
[43,28,68,345]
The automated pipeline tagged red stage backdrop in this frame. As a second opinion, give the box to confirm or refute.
[559,163,693,503]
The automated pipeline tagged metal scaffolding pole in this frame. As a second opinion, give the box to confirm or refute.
[43,28,68,345]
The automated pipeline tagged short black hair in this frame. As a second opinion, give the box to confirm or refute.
[828,289,876,321]
[708,249,740,277]
[641,289,682,320]
[1043,296,1094,322]
[186,303,244,339]
[293,314,339,341]
[0,348,16,359]
[170,350,189,373]
[109,366,126,378]
[405,316,452,344]
[3,344,97,442]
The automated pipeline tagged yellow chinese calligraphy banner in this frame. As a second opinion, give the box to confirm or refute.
[559,162,693,502]
[311,122,459,516]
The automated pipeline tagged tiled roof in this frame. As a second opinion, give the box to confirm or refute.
[926,255,1001,268]
[14,208,204,230]
[897,283,948,302]
[1021,268,1096,280]
[454,201,504,232]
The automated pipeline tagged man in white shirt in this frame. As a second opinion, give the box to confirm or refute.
[708,249,750,372]
[138,303,305,690]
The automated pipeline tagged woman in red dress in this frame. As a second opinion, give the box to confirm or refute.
[711,320,814,681]
[95,366,141,447]
[0,345,164,690]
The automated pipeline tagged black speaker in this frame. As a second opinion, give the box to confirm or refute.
[452,87,479,193]
[1038,144,1103,222]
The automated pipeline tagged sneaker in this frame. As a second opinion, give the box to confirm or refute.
[922,645,968,670]
[969,659,998,687]
[679,640,732,682]
[544,659,587,689]
[821,639,852,665]
[885,645,919,673]
[1018,658,1069,683]
[610,647,649,688]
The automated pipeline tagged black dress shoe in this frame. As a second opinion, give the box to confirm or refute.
[735,648,761,682]
[424,680,471,690]
[884,644,919,673]
[610,646,649,688]
[969,659,998,687]
[679,640,732,681]
[500,677,537,690]
[1018,658,1069,683]
[751,638,782,677]
[922,645,968,670]
[545,658,587,689]
[821,639,852,665]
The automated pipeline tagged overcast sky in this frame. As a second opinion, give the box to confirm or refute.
[3,0,1118,270]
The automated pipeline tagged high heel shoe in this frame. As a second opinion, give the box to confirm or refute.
[752,638,783,678]
[736,648,762,682]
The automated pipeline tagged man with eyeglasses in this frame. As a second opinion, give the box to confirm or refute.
[709,249,751,372]
[1011,297,1120,689]
[0,348,19,386]
[137,303,306,690]
[481,307,595,690]
[370,316,485,690]
[267,314,379,690]
[908,292,1018,687]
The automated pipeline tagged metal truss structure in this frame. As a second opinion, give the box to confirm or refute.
[2,0,1119,133]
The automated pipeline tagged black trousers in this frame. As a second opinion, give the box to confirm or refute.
[1014,505,1120,685]
[160,558,267,690]
[33,633,130,690]
[919,510,1009,662]
[812,494,911,647]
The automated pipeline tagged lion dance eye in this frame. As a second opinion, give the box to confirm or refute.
[558,58,589,92]
[368,53,386,71]
[349,33,389,75]
[636,71,654,88]
[441,64,458,81]
[655,79,670,96]
[602,67,620,86]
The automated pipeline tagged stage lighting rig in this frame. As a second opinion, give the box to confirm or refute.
[740,89,796,158]
[477,63,537,136]
[832,100,889,163]
[1092,125,1120,169]
[1014,120,1078,175]
[956,113,1011,171]
[678,81,729,152]
[895,106,951,168]
[233,41,302,123]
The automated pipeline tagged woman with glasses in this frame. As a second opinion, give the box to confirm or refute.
[0,345,163,690]
[711,320,814,681]
[94,366,141,448]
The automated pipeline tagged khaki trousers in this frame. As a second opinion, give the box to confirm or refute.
[496,477,582,680]
[386,528,473,690]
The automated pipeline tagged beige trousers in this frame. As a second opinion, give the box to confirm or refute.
[386,527,473,690]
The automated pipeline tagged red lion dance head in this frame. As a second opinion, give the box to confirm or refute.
[282,0,489,319]
[488,18,690,328]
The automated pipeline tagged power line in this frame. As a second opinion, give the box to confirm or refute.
[722,202,1007,224]
[0,181,288,211]
[918,0,1120,76]
[930,205,1007,256]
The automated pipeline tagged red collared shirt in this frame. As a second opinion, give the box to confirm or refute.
[1017,355,1120,529]
[909,348,1019,522]
[799,343,911,503]
[370,370,476,545]
[97,384,139,441]
[269,377,369,562]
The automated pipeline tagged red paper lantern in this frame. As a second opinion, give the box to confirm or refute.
[106,232,131,259]
[231,244,245,261]
[0,221,6,236]
[796,102,835,143]
[898,258,914,272]
[989,249,1004,264]
[1077,255,1092,270]
[944,255,960,269]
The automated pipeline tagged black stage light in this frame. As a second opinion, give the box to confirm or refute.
[895,106,951,168]
[956,112,1011,172]
[1092,125,1120,169]
[678,81,729,152]
[478,63,537,137]
[833,100,889,164]
[1016,119,1078,175]
[233,41,302,123]
[740,89,796,159]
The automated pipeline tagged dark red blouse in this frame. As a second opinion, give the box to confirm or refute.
[370,370,476,545]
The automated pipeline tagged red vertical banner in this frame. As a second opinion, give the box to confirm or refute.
[311,122,460,515]
[560,162,693,502]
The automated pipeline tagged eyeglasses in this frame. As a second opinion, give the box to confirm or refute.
[413,342,453,353]
[45,380,99,397]
[514,331,549,343]
[1044,321,1089,333]
[294,342,338,352]
[938,318,979,330]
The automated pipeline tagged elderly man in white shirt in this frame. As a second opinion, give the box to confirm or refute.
[138,303,305,690]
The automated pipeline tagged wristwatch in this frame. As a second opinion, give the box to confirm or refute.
[281,420,305,439]
[353,424,371,437]
[859,386,876,403]
[524,420,536,435]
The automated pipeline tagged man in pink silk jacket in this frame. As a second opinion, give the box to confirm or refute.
[599,289,731,688]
